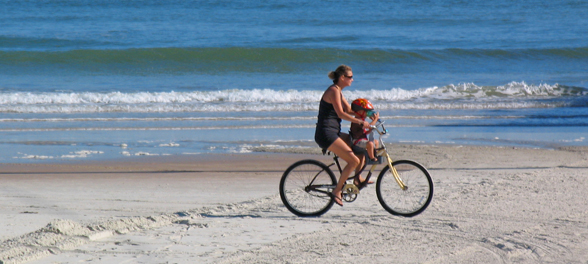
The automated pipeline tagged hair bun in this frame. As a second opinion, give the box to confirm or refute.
[328,71,336,80]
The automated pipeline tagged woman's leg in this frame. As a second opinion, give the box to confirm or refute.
[355,153,365,176]
[328,138,360,206]
[353,152,373,185]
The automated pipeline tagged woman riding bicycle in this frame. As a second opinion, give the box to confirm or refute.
[314,65,371,206]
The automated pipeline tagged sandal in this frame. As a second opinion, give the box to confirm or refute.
[328,192,344,207]
[354,177,374,187]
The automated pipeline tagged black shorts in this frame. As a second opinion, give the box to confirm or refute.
[315,125,340,150]
[315,126,364,155]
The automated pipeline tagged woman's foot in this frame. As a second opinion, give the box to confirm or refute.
[354,176,374,187]
[329,192,344,206]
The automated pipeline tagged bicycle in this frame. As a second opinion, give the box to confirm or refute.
[279,121,433,217]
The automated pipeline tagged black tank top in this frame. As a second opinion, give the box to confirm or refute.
[316,95,343,130]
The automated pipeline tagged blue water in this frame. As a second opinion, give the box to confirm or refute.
[1,0,587,162]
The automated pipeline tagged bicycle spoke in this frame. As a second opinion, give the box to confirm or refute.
[376,160,433,217]
[280,160,336,217]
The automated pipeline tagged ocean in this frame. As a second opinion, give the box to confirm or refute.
[1,0,587,163]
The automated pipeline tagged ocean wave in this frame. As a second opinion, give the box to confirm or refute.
[347,82,588,100]
[1,47,587,73]
[0,115,529,123]
[0,82,586,113]
[2,46,587,62]
[0,36,100,51]
[0,116,316,123]
[0,124,316,132]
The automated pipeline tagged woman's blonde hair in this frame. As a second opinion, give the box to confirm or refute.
[328,65,352,84]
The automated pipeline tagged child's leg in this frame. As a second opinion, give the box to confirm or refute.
[366,141,375,160]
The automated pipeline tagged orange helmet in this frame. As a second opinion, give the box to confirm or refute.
[351,98,374,113]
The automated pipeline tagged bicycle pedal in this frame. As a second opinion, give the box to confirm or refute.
[342,184,359,202]
[343,183,359,195]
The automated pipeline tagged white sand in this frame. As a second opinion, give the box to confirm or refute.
[1,145,588,263]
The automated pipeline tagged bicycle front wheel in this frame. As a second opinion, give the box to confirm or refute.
[279,159,337,217]
[376,160,433,217]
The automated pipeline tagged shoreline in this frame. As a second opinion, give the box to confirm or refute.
[5,141,588,167]
[2,144,588,263]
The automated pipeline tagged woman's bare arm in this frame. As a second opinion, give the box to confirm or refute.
[324,87,368,127]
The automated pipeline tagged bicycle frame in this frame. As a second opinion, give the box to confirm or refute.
[280,120,433,217]
[331,122,407,190]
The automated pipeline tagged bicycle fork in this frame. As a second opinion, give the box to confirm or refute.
[379,149,408,191]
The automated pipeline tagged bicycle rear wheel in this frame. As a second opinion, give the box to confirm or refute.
[279,159,337,217]
[376,160,433,217]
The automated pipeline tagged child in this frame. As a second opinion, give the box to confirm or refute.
[350,98,380,163]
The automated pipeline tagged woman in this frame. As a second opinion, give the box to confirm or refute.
[314,65,370,206]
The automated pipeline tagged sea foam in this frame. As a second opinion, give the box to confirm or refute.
[0,82,585,113]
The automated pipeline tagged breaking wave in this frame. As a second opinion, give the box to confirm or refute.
[1,82,586,113]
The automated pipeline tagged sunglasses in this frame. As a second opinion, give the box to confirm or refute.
[345,75,353,79]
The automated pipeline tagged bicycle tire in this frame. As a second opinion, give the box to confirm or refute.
[279,159,337,217]
[376,160,433,217]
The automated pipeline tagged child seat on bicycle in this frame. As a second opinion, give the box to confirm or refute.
[350,98,380,163]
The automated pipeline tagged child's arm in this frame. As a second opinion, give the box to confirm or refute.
[370,112,380,125]
[366,112,380,132]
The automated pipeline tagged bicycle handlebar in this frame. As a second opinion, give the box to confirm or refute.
[369,120,387,135]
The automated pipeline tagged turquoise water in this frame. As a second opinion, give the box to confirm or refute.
[1,0,587,162]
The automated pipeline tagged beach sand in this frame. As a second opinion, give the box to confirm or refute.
[1,145,588,263]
